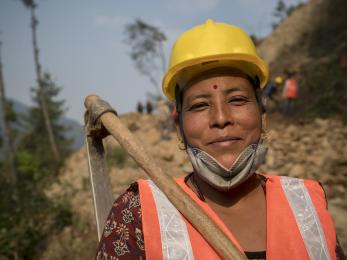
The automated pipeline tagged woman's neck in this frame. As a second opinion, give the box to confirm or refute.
[188,173,263,208]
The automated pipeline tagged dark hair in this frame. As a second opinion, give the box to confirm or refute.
[250,76,266,114]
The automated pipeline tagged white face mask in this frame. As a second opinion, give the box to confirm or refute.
[187,143,267,191]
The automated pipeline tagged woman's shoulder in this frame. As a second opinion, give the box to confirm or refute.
[95,182,145,259]
[103,182,142,236]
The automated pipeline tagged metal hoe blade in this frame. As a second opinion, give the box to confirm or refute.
[85,135,114,240]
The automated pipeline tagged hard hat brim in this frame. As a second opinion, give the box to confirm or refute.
[162,53,269,102]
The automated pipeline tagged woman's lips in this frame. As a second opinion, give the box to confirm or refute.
[208,136,242,147]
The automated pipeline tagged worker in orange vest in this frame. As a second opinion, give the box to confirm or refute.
[95,20,344,260]
[282,72,298,116]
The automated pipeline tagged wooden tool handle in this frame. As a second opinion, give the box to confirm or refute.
[85,95,246,260]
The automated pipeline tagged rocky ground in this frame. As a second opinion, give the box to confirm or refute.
[42,112,347,259]
[263,116,347,251]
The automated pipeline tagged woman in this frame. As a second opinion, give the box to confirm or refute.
[95,20,343,260]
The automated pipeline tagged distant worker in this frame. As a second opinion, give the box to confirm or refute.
[145,100,153,114]
[282,72,298,116]
[262,76,283,112]
[136,101,144,114]
[262,81,276,111]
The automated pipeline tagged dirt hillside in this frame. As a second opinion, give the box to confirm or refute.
[258,0,347,117]
[258,0,346,77]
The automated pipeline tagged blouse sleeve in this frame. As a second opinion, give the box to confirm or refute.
[95,183,145,260]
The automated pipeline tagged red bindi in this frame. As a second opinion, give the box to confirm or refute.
[213,85,218,89]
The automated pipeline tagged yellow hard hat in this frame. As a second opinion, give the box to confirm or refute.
[275,76,283,85]
[162,19,269,101]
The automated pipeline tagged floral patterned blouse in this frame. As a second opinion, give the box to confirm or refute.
[95,183,145,260]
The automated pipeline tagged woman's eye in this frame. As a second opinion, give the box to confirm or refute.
[189,102,209,111]
[228,97,248,105]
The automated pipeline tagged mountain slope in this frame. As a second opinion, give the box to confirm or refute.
[258,0,347,117]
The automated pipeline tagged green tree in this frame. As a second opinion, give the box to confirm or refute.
[272,1,305,29]
[18,72,72,176]
[273,0,287,21]
[0,41,17,182]
[20,0,61,161]
[0,72,72,259]
[124,19,167,96]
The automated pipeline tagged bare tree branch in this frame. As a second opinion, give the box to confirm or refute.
[124,19,167,96]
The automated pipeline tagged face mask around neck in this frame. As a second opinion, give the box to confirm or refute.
[187,143,267,191]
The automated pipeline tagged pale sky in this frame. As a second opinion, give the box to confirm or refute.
[0,0,305,123]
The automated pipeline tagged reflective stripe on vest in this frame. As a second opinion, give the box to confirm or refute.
[147,180,194,260]
[280,176,331,260]
[139,176,335,259]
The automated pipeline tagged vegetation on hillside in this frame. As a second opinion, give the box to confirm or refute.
[261,0,347,119]
[272,0,304,29]
[299,0,347,118]
[0,72,72,259]
[1,1,75,258]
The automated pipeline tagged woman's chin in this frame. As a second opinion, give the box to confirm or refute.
[215,155,238,169]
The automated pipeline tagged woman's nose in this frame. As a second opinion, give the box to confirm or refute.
[210,103,233,129]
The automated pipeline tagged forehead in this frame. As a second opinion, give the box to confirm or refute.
[183,68,254,97]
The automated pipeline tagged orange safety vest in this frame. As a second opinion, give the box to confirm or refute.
[284,79,298,99]
[138,175,336,260]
